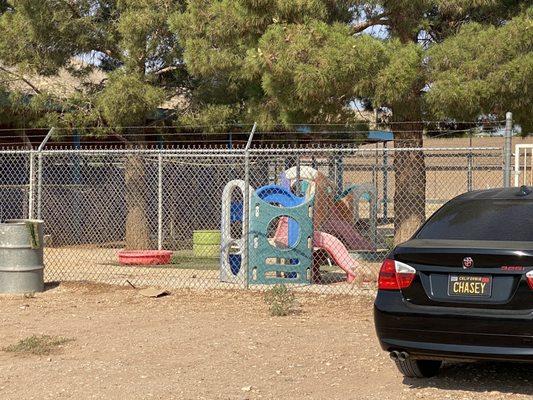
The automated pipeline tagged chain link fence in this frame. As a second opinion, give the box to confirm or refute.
[0,144,504,295]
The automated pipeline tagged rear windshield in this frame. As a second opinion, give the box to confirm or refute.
[416,199,533,241]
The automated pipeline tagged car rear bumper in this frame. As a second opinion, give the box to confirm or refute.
[374,291,533,362]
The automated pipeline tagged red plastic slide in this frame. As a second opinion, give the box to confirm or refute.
[313,231,358,283]
[321,218,375,251]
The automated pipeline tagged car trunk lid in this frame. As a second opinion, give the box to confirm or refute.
[394,239,533,309]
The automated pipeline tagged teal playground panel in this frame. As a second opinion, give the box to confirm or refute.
[248,191,314,284]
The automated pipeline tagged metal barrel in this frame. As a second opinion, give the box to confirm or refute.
[0,220,45,293]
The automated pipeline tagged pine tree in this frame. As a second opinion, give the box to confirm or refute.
[171,0,532,243]
[1,1,531,244]
[0,0,188,249]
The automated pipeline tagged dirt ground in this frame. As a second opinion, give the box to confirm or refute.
[1,283,532,400]
[43,248,382,296]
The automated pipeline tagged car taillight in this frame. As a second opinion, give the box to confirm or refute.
[378,259,416,290]
[526,271,533,290]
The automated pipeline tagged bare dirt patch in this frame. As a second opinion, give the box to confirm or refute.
[0,283,531,400]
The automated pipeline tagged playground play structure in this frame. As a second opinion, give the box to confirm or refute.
[220,166,378,285]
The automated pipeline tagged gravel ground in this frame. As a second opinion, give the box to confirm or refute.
[0,282,531,400]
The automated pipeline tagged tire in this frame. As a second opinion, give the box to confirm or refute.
[394,358,442,378]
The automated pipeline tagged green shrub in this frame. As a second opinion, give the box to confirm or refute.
[3,335,73,356]
[264,284,296,317]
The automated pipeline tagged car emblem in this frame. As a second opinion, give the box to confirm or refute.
[462,257,474,269]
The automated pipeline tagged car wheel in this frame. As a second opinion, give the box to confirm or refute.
[394,359,442,378]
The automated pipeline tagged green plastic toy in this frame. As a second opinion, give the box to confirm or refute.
[248,191,314,284]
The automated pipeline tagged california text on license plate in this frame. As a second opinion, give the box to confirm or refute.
[448,275,492,297]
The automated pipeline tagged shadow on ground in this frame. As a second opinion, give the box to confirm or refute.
[44,281,60,291]
[405,361,533,396]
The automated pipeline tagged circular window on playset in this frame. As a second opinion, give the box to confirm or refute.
[266,215,300,250]
[290,179,308,197]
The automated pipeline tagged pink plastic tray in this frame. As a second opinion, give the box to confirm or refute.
[118,250,173,265]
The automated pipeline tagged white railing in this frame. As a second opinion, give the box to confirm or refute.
[514,144,533,187]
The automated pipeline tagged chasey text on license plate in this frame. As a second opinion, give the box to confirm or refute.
[448,274,492,297]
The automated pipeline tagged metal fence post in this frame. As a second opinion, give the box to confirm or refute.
[503,112,513,187]
[335,154,344,197]
[243,122,257,289]
[467,135,473,191]
[295,156,301,195]
[37,153,43,219]
[157,152,163,250]
[36,128,55,219]
[467,152,473,191]
[28,150,35,219]
[382,143,388,222]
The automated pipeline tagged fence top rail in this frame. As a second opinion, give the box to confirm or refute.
[0,148,247,155]
[247,146,502,153]
[0,145,502,156]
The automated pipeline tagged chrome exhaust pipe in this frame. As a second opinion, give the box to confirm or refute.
[398,351,409,361]
[389,351,400,361]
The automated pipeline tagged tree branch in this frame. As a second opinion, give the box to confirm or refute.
[350,14,389,35]
[0,65,41,95]
[153,65,178,75]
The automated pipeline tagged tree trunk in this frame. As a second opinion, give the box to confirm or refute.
[392,98,426,245]
[124,139,151,250]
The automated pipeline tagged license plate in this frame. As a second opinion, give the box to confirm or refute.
[448,274,492,297]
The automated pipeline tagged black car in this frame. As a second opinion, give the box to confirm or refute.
[374,186,533,378]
